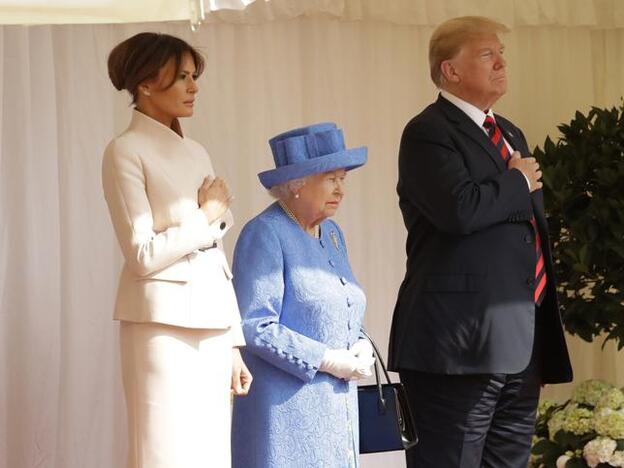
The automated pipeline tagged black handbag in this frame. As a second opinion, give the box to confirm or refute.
[357,330,418,454]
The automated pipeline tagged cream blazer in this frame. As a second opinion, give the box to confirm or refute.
[102,110,244,345]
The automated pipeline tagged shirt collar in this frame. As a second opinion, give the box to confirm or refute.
[440,90,495,128]
[129,109,185,140]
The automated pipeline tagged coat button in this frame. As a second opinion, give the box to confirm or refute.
[524,234,533,243]
[219,221,226,230]
[526,277,534,287]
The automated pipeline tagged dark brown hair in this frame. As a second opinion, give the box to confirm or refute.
[107,32,205,103]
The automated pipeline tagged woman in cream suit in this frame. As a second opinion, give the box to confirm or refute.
[102,32,252,468]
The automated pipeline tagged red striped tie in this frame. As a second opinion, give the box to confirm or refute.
[483,116,547,305]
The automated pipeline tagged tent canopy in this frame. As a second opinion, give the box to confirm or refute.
[1,0,623,27]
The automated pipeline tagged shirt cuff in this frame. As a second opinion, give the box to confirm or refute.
[206,209,235,244]
[230,323,246,347]
[522,172,531,190]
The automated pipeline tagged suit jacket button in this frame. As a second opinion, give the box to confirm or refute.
[524,234,533,243]
[526,277,534,287]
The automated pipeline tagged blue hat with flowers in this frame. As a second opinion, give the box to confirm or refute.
[258,122,367,189]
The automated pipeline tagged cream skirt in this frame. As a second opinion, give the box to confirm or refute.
[120,321,232,468]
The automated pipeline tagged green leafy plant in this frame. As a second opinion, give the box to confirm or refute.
[530,380,624,468]
[535,102,624,349]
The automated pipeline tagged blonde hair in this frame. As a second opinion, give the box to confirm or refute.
[429,16,509,87]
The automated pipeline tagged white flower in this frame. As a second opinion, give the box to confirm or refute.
[548,407,567,439]
[572,380,616,406]
[610,450,624,467]
[583,437,616,467]
[593,407,624,439]
[548,403,594,439]
[556,454,571,468]
[596,387,624,410]
[528,453,540,468]
[538,399,559,417]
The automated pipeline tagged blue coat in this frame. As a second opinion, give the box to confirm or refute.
[231,203,366,468]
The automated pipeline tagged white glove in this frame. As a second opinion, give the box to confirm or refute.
[351,339,374,360]
[319,349,359,380]
[320,346,376,381]
[350,339,375,379]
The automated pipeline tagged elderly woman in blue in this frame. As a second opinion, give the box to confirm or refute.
[231,123,374,468]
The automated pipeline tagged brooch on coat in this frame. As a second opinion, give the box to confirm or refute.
[330,230,340,251]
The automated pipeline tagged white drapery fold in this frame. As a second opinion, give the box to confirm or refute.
[203,0,624,28]
[2,0,624,27]
[1,9,623,468]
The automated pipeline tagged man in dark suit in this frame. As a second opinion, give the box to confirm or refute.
[388,16,573,467]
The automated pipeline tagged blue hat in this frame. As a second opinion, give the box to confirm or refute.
[258,122,367,189]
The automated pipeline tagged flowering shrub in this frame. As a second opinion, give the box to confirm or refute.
[531,380,624,468]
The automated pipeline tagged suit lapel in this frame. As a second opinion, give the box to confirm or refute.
[496,118,523,154]
[436,96,549,226]
[436,95,507,172]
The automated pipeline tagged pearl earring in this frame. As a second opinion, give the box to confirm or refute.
[294,193,300,199]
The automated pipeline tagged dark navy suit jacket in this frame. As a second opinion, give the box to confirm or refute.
[388,95,572,384]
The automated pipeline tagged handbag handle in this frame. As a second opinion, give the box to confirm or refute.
[360,329,393,410]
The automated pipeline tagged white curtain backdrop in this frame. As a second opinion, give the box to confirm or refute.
[1,6,623,468]
[0,0,254,24]
[3,0,624,26]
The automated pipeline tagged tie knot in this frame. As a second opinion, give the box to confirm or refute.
[483,116,496,137]
[483,115,495,128]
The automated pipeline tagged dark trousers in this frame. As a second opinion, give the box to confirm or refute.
[399,351,541,468]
